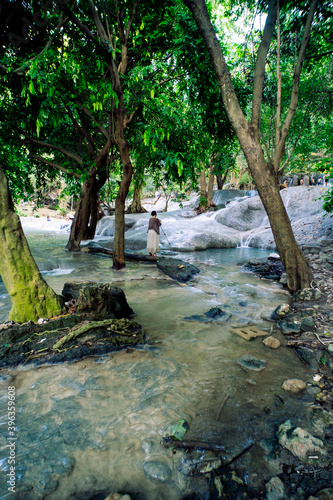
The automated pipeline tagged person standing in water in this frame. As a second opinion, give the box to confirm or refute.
[147,210,162,256]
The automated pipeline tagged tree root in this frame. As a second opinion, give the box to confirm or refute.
[52,318,136,350]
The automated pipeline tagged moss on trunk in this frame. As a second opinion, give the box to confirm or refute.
[0,166,65,323]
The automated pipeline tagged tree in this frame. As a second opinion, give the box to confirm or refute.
[183,0,327,291]
[0,166,65,323]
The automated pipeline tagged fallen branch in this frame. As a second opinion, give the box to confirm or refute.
[163,437,225,452]
[83,245,158,262]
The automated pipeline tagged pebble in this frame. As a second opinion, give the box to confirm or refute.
[282,379,306,394]
[263,336,281,349]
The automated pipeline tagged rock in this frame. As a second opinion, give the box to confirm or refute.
[271,304,291,320]
[279,273,287,286]
[268,253,281,260]
[157,258,200,283]
[277,318,301,334]
[183,308,232,323]
[235,355,266,371]
[143,460,172,482]
[294,347,319,369]
[182,314,211,323]
[300,316,316,331]
[295,288,323,301]
[265,477,285,500]
[105,494,131,500]
[205,307,227,319]
[282,379,306,394]
[314,487,333,500]
[263,336,281,349]
[278,420,327,465]
[327,344,333,355]
[243,258,284,281]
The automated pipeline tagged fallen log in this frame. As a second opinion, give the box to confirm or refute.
[82,244,158,262]
[163,437,225,452]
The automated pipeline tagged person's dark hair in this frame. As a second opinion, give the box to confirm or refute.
[151,210,157,216]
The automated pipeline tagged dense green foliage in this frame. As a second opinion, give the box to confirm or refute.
[0,0,332,203]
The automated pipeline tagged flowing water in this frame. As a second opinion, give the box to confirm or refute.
[0,230,314,499]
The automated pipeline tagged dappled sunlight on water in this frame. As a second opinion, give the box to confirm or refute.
[0,234,313,499]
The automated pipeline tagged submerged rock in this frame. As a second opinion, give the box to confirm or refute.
[157,257,200,283]
[143,460,172,482]
[235,355,266,371]
[183,307,231,323]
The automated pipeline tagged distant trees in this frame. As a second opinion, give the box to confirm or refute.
[184,0,333,291]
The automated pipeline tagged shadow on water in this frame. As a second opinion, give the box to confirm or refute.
[0,234,313,499]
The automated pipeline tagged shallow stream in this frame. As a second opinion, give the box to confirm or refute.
[0,230,314,499]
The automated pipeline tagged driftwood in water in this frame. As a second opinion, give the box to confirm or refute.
[83,245,158,262]
[163,437,225,452]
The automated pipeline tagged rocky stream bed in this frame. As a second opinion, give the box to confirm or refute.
[1,245,333,499]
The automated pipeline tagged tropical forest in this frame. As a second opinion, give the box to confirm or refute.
[0,0,333,499]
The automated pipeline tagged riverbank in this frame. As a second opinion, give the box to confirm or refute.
[242,246,333,500]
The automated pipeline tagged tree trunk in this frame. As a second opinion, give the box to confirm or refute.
[207,164,216,207]
[242,143,313,291]
[184,0,314,291]
[113,158,133,269]
[66,170,100,252]
[0,166,65,323]
[197,168,208,213]
[216,169,229,190]
[126,183,147,214]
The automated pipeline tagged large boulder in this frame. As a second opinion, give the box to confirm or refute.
[215,196,267,231]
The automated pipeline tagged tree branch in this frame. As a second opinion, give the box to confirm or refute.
[274,0,318,167]
[275,0,282,162]
[74,101,110,139]
[251,0,277,135]
[0,13,66,82]
[30,155,81,179]
[24,135,82,165]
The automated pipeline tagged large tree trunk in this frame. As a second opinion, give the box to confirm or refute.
[242,145,313,291]
[184,0,315,292]
[66,143,109,252]
[66,171,100,252]
[126,183,147,214]
[0,166,65,323]
[113,157,133,269]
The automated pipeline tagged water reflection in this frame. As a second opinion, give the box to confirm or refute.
[0,233,312,499]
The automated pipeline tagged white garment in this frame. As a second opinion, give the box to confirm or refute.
[147,229,159,254]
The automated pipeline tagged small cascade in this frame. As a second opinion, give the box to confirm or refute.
[238,233,254,248]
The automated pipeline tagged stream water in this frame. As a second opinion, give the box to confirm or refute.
[0,229,314,499]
